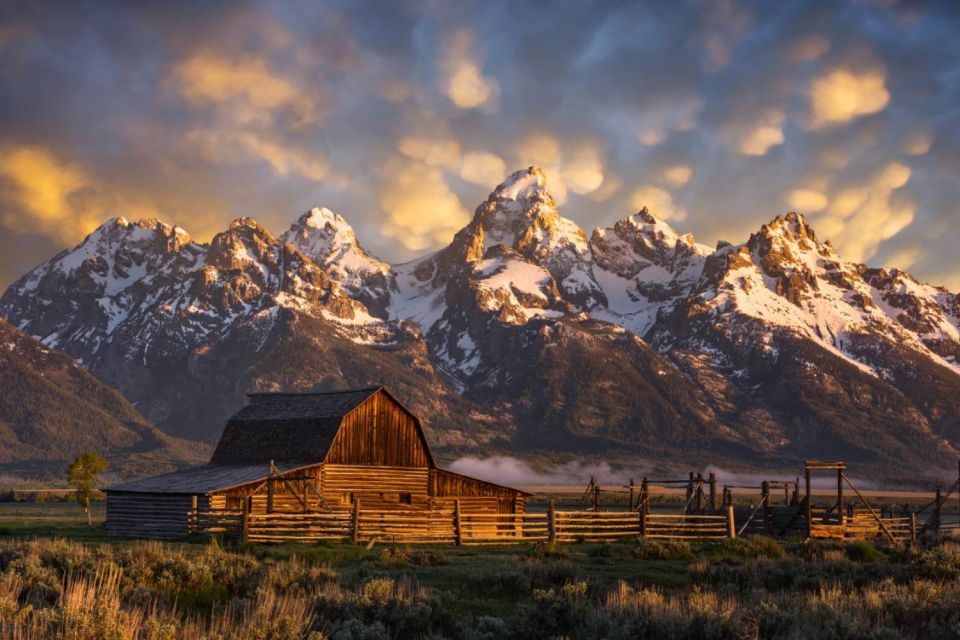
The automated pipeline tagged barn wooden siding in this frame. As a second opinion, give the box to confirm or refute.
[325,390,430,466]
[106,492,197,539]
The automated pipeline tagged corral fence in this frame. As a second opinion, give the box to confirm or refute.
[187,500,737,545]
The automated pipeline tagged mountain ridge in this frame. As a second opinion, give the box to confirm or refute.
[1,165,958,478]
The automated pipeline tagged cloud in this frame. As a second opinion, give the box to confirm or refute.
[905,133,931,156]
[0,146,120,243]
[786,188,828,213]
[787,36,830,63]
[397,136,461,169]
[736,110,785,156]
[459,151,506,186]
[171,53,318,126]
[662,165,693,187]
[630,185,686,221]
[814,162,913,262]
[377,159,470,251]
[185,130,330,182]
[560,147,605,195]
[809,68,890,129]
[439,29,498,110]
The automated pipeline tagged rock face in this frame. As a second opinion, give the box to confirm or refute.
[2,167,959,477]
[0,317,207,479]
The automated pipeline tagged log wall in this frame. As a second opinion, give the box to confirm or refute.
[106,492,195,539]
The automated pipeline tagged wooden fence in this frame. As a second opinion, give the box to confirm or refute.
[188,501,735,545]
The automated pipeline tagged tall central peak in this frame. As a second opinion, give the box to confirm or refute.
[493,166,550,202]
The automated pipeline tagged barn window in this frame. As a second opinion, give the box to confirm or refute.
[226,496,244,511]
[399,493,412,505]
[339,492,353,506]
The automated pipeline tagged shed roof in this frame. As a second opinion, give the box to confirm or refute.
[209,387,381,465]
[105,462,308,494]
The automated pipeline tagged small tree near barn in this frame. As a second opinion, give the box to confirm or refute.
[67,453,108,527]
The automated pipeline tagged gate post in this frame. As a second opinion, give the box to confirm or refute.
[910,513,917,542]
[709,472,717,512]
[761,481,771,535]
[548,498,557,544]
[727,505,736,539]
[454,498,462,546]
[351,499,360,545]
[805,466,812,538]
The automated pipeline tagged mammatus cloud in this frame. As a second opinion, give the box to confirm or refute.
[510,134,606,204]
[662,165,693,187]
[786,188,829,213]
[185,130,331,182]
[438,29,499,110]
[808,68,890,129]
[630,185,686,221]
[814,162,913,262]
[377,158,470,251]
[0,145,149,243]
[737,110,786,156]
[459,151,507,187]
[171,53,319,126]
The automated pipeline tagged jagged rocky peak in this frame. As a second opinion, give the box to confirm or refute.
[281,207,393,317]
[208,217,280,275]
[467,166,589,260]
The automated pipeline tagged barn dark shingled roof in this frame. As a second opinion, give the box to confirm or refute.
[209,387,381,465]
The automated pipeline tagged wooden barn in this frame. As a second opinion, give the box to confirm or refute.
[105,386,527,539]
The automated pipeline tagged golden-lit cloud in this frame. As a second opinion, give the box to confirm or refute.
[815,162,913,262]
[511,135,606,203]
[809,68,890,128]
[560,148,605,195]
[397,136,461,168]
[0,145,156,244]
[786,188,828,212]
[378,160,470,251]
[171,53,318,126]
[787,36,830,63]
[737,110,785,156]
[439,30,498,110]
[629,185,686,221]
[905,133,932,156]
[460,151,506,186]
[662,165,693,187]
[638,128,665,147]
[635,99,702,147]
[185,130,330,182]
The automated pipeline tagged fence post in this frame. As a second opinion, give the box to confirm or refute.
[805,466,812,538]
[351,499,360,545]
[910,512,917,541]
[548,498,557,544]
[761,481,771,535]
[241,497,250,543]
[454,498,462,546]
[709,472,717,512]
[685,472,694,515]
[727,505,736,539]
[640,477,648,538]
[935,481,943,537]
[629,479,635,511]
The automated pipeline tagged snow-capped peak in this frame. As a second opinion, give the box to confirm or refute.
[494,166,549,201]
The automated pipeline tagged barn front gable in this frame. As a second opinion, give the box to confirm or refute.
[325,388,434,467]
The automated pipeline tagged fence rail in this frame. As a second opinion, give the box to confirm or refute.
[188,502,737,545]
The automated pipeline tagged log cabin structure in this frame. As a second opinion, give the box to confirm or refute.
[105,386,527,539]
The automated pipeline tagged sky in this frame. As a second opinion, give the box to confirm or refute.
[0,0,959,290]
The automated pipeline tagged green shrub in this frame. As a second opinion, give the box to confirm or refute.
[845,541,887,563]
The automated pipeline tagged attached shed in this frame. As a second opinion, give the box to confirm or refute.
[105,386,528,539]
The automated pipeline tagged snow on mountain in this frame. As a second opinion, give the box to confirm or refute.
[590,208,712,335]
[3,166,960,474]
[280,207,393,316]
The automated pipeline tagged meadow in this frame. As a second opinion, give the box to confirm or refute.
[2,502,960,639]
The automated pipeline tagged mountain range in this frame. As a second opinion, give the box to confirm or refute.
[2,166,958,480]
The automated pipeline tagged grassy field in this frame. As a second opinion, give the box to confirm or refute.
[2,502,960,638]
